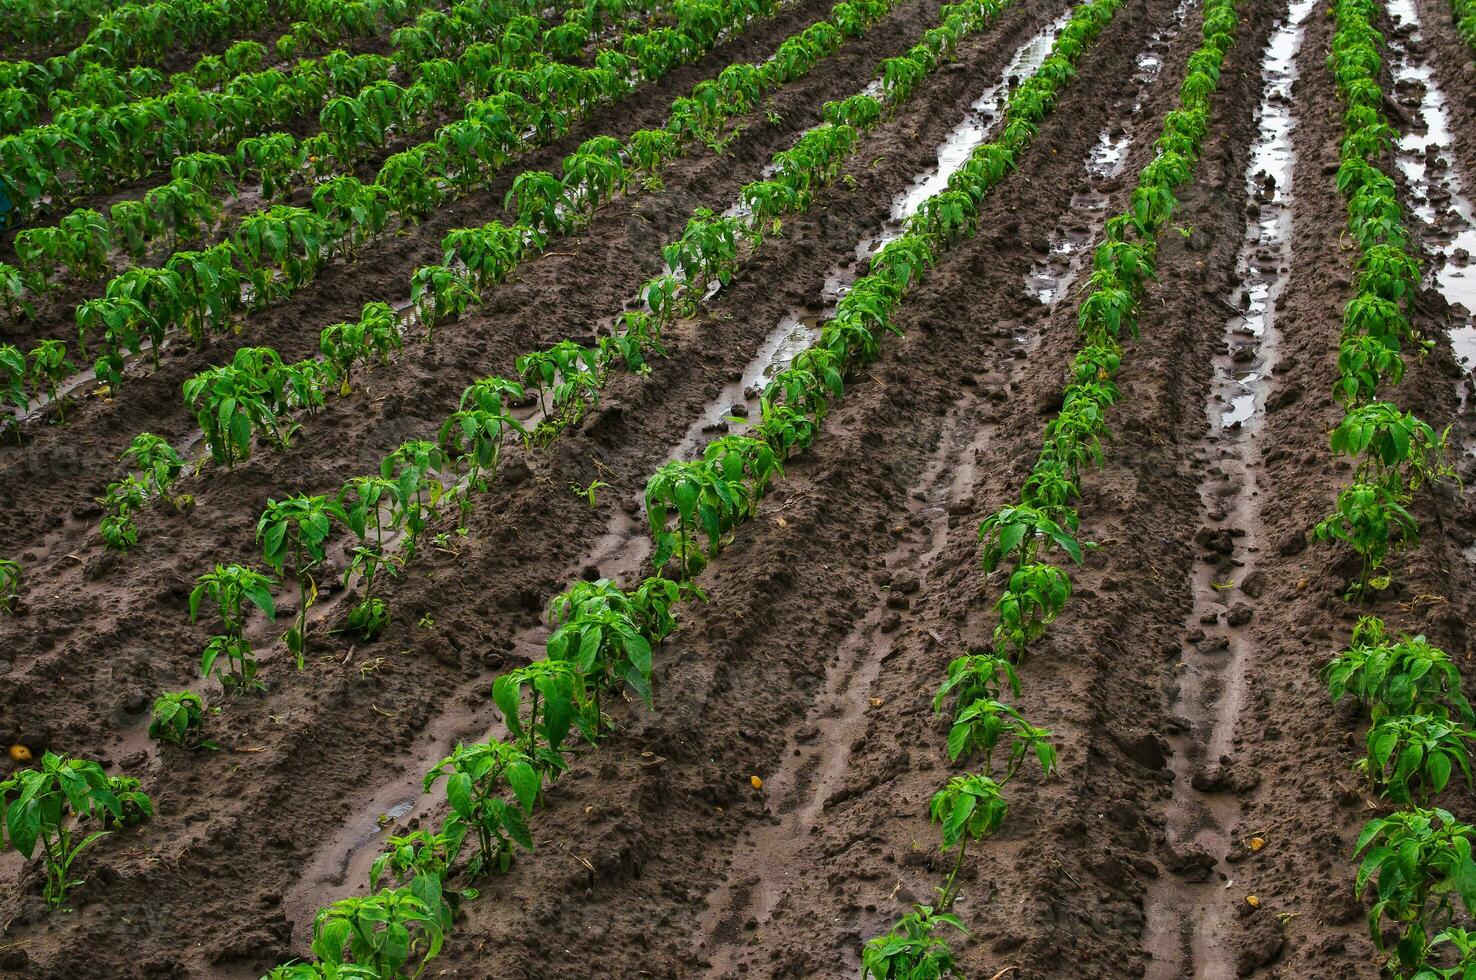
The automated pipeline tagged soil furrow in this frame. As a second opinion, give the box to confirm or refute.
[1138,0,1318,975]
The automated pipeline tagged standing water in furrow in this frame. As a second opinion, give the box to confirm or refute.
[1384,0,1476,369]
[672,6,1075,452]
[1139,0,1316,976]
[1025,0,1195,303]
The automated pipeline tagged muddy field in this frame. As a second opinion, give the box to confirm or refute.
[3,0,1476,976]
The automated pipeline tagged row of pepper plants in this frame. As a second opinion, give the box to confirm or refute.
[0,0,451,107]
[0,0,291,102]
[844,0,1160,970]
[0,0,564,221]
[1315,0,1476,975]
[0,0,645,298]
[230,1,1070,973]
[0,0,767,424]
[82,0,882,554]
[0,0,117,51]
[861,0,1245,971]
[0,0,454,136]
[1,38,290,134]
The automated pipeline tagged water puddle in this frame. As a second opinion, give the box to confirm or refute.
[1140,0,1315,976]
[1385,0,1476,368]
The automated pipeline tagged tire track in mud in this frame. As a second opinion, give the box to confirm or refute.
[0,3,1081,976]
[1384,0,1476,371]
[1137,0,1317,975]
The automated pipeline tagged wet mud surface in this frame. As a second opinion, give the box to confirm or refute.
[4,0,1476,976]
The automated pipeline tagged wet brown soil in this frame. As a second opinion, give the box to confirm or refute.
[3,0,1475,976]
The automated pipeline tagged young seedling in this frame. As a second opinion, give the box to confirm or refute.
[311,887,444,979]
[0,753,153,908]
[422,741,540,878]
[190,564,277,693]
[941,698,1057,784]
[1356,807,1476,975]
[148,691,208,747]
[258,495,342,668]
[860,905,968,979]
[1324,620,1472,722]
[571,479,609,508]
[1360,713,1474,806]
[928,773,1007,909]
[493,658,600,775]
[0,557,20,613]
[368,821,473,932]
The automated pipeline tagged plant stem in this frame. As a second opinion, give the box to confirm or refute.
[938,838,969,912]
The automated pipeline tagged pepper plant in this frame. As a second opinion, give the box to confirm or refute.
[1356,807,1476,975]
[644,459,744,580]
[928,773,1007,910]
[860,905,967,980]
[26,340,70,420]
[1314,481,1418,597]
[993,562,1072,661]
[259,495,342,667]
[1324,619,1472,723]
[368,822,474,931]
[0,558,20,612]
[0,753,153,908]
[1360,713,1474,806]
[191,564,277,693]
[940,697,1056,784]
[422,740,540,877]
[493,658,599,775]
[311,887,444,979]
[148,691,206,747]
[338,476,404,639]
